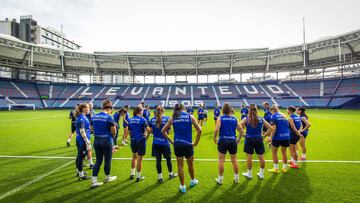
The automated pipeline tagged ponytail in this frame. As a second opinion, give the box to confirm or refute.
[75,103,89,118]
[172,103,182,119]
[247,104,259,128]
[155,106,164,128]
[297,106,308,119]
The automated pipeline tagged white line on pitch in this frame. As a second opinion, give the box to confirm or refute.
[0,161,72,200]
[0,155,359,164]
[0,116,60,123]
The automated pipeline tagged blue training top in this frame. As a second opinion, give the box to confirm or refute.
[91,112,116,141]
[129,115,149,141]
[143,109,150,122]
[241,107,249,119]
[198,108,204,119]
[300,115,309,136]
[187,107,194,115]
[76,114,91,146]
[270,112,290,141]
[263,108,271,122]
[245,116,263,138]
[173,111,193,145]
[214,107,221,118]
[219,115,238,140]
[113,111,120,125]
[289,114,301,135]
[149,116,170,146]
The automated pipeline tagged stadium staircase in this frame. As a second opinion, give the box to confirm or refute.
[327,79,343,107]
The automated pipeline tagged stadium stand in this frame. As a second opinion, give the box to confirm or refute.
[1,76,359,109]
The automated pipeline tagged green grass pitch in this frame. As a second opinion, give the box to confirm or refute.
[0,109,360,202]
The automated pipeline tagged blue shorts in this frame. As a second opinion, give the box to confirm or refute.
[123,122,128,128]
[71,123,76,133]
[272,139,290,148]
[218,139,237,155]
[152,144,171,158]
[244,137,264,155]
[131,138,146,156]
[290,133,300,145]
[302,131,308,138]
[174,143,194,158]
[198,117,204,120]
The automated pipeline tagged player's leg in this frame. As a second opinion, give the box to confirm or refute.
[164,145,177,179]
[155,146,163,182]
[76,141,89,180]
[230,153,239,183]
[92,139,104,187]
[67,124,76,147]
[136,139,146,182]
[186,155,198,188]
[281,145,288,173]
[176,157,186,193]
[130,153,137,179]
[268,143,280,173]
[104,139,117,183]
[299,137,307,160]
[242,153,253,179]
[122,127,128,145]
[215,152,226,184]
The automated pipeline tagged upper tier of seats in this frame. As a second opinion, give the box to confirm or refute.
[0,76,359,109]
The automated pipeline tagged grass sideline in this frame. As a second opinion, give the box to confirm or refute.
[0,109,359,202]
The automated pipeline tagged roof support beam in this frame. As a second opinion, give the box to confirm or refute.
[93,55,99,74]
[229,54,234,74]
[126,56,132,76]
[160,52,165,75]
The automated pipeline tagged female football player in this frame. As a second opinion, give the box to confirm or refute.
[296,106,311,161]
[161,104,202,194]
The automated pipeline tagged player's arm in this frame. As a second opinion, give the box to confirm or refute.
[161,118,174,144]
[191,115,202,147]
[144,122,151,139]
[236,119,244,144]
[262,119,273,137]
[288,118,302,137]
[213,117,221,144]
[78,121,91,150]
[300,117,311,133]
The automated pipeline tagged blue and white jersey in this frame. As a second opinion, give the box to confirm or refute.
[187,107,194,115]
[245,116,263,138]
[241,107,249,119]
[143,109,150,122]
[113,111,121,126]
[129,115,149,141]
[214,107,221,118]
[300,115,309,136]
[219,115,238,140]
[198,108,204,119]
[91,112,116,141]
[76,114,91,146]
[263,108,271,122]
[270,112,290,141]
[173,112,193,145]
[149,116,170,146]
[289,114,301,135]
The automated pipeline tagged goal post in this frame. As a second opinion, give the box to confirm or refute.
[8,104,36,111]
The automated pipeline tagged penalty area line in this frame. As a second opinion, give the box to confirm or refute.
[0,160,72,200]
[0,155,359,164]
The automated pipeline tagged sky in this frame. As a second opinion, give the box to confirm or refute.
[1,0,360,53]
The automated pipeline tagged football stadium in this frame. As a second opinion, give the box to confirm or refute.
[0,1,360,202]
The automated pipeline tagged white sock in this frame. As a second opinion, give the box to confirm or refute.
[131,168,135,175]
[283,164,288,169]
[92,176,97,183]
[88,159,93,165]
[291,157,295,162]
[158,173,163,179]
[294,160,298,165]
[302,154,306,158]
[67,138,71,142]
[136,171,141,178]
[218,175,223,181]
[169,171,174,176]
[274,164,279,170]
[79,171,84,177]
[234,173,239,179]
[296,151,299,155]
[247,170,252,175]
[180,184,185,188]
[260,168,265,175]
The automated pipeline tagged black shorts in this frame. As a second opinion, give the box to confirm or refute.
[272,139,290,148]
[152,144,171,158]
[218,139,238,155]
[131,138,146,156]
[262,126,268,133]
[174,143,194,158]
[302,132,308,139]
[244,137,265,155]
[198,117,204,121]
[71,123,76,133]
[214,117,219,121]
[204,114,208,118]
[290,134,300,145]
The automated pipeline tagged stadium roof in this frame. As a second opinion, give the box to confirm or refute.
[0,29,359,76]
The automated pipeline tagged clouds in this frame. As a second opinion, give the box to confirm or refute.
[0,0,359,52]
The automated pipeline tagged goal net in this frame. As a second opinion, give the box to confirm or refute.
[8,104,36,111]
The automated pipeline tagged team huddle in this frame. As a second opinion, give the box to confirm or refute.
[66,100,311,194]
